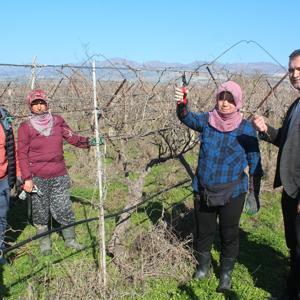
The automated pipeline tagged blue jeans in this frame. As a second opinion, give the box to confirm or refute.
[0,178,10,250]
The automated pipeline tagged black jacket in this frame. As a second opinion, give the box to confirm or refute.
[260,98,300,199]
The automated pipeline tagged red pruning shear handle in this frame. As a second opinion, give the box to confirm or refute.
[181,72,188,104]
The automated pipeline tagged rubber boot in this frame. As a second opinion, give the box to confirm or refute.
[62,226,84,250]
[194,251,211,279]
[216,257,235,293]
[36,225,51,256]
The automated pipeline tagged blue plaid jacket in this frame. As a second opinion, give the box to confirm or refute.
[178,108,263,197]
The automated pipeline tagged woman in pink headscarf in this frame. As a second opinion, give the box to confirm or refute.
[175,81,263,293]
[18,89,96,256]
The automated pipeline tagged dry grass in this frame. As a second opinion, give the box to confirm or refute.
[23,223,195,299]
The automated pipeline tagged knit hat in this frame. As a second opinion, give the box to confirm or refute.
[26,89,47,107]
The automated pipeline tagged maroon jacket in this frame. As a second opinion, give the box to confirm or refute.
[18,115,89,180]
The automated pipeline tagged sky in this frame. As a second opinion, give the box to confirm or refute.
[1,0,299,67]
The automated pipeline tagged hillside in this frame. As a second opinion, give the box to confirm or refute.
[0,58,286,82]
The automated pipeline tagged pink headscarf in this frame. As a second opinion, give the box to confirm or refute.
[208,81,243,132]
[26,89,54,136]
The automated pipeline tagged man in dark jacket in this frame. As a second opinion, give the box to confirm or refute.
[252,49,300,300]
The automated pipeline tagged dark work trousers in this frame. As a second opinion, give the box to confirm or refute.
[194,192,246,259]
[281,190,300,298]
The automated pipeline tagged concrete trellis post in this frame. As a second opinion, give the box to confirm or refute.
[92,60,107,287]
[30,56,37,90]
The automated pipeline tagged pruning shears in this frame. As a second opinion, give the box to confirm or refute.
[181,72,188,103]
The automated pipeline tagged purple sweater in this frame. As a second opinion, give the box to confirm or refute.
[18,115,90,180]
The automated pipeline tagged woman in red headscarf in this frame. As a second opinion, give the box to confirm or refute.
[175,81,263,293]
[18,89,95,255]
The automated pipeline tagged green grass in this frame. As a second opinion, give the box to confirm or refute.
[1,168,290,299]
[63,150,77,168]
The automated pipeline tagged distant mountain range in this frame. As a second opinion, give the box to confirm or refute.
[0,58,287,82]
[97,58,286,74]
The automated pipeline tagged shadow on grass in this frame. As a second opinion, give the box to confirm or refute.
[178,284,240,300]
[4,195,99,295]
[0,196,30,297]
[8,248,88,289]
[6,196,30,246]
[80,200,99,269]
[177,284,199,300]
[143,199,287,298]
[142,200,194,241]
[0,265,10,298]
[69,195,99,269]
[237,229,287,298]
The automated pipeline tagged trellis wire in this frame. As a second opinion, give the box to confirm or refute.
[0,41,293,277]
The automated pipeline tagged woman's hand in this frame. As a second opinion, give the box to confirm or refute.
[252,115,268,132]
[174,86,188,104]
[23,179,34,193]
